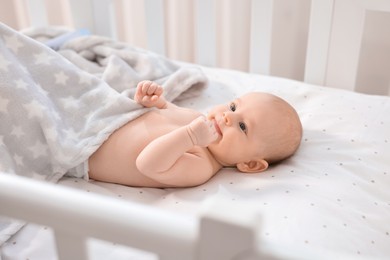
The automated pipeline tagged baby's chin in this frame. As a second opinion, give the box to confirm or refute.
[208,134,222,147]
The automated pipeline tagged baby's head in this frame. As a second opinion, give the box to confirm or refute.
[207,92,302,172]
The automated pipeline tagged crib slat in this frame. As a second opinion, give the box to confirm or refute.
[218,0,251,71]
[0,0,29,29]
[67,0,95,33]
[69,0,115,38]
[249,0,274,74]
[325,0,367,90]
[164,0,195,61]
[55,230,88,260]
[44,0,73,27]
[304,0,335,85]
[91,0,116,38]
[359,0,390,11]
[195,0,216,67]
[24,0,48,27]
[113,0,147,48]
[144,0,166,55]
[198,200,263,259]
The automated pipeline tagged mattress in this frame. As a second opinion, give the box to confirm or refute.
[2,66,390,260]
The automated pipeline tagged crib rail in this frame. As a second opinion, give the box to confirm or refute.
[0,174,269,260]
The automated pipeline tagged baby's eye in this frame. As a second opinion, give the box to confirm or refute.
[229,102,236,112]
[239,122,247,133]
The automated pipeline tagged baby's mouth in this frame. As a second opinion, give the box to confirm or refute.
[213,119,222,136]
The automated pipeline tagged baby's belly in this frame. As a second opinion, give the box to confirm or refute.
[88,112,189,187]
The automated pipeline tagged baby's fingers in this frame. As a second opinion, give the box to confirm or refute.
[141,95,154,105]
[141,82,160,96]
[137,80,150,93]
[153,85,163,96]
[188,116,219,146]
[207,120,219,142]
[148,84,163,98]
[150,95,159,102]
[146,83,157,95]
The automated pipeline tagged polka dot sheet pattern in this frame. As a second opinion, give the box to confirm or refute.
[2,67,390,260]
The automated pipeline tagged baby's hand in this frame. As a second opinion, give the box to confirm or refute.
[186,116,218,147]
[134,80,167,108]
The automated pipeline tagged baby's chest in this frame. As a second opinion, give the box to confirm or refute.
[118,108,201,147]
[143,107,201,128]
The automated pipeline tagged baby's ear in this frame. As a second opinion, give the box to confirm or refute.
[236,159,268,173]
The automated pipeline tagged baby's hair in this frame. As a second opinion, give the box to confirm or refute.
[256,93,303,164]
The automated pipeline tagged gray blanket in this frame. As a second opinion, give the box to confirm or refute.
[0,23,207,245]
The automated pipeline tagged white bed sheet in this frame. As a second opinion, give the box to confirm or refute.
[2,66,390,260]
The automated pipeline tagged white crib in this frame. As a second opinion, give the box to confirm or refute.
[1,0,390,95]
[1,1,390,260]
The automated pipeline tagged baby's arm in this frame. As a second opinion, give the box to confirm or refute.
[136,116,219,186]
[134,80,176,109]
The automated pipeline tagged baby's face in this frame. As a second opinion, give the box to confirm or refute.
[206,92,276,167]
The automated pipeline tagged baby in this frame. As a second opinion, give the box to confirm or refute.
[88,80,303,188]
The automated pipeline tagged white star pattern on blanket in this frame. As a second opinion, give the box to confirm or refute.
[10,126,25,139]
[24,100,45,119]
[0,96,9,113]
[29,140,49,159]
[15,79,28,90]
[13,154,24,166]
[0,53,10,71]
[4,34,23,53]
[55,71,69,85]
[34,51,53,65]
[43,125,58,141]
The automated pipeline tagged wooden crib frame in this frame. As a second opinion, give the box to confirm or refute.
[0,174,267,260]
[1,0,390,259]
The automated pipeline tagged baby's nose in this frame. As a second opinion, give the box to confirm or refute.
[222,112,233,126]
